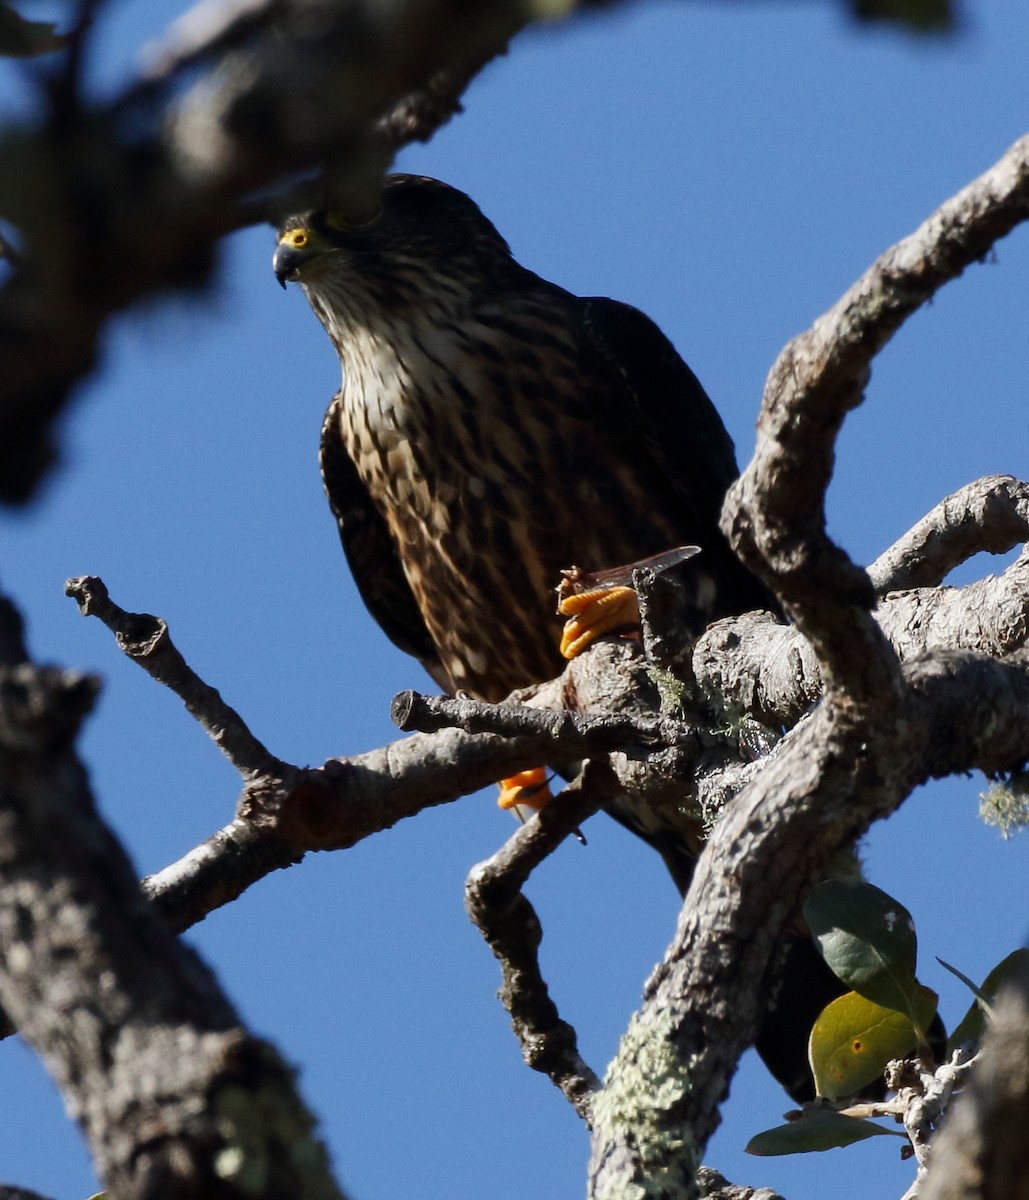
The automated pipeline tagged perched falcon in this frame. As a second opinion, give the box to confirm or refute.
[272,175,839,1099]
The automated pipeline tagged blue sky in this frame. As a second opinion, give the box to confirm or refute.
[1,1,1027,1197]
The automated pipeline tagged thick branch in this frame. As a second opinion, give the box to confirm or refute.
[0,616,345,1197]
[590,134,1029,1199]
[723,133,1029,696]
[695,520,1028,726]
[588,652,1029,1200]
[868,475,1029,594]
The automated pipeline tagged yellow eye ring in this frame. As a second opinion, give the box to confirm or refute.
[288,229,309,249]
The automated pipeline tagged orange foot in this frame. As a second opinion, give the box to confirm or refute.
[558,584,639,659]
[497,767,554,816]
[556,545,701,659]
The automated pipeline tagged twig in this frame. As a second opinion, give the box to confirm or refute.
[465,761,614,1120]
[868,475,1029,594]
[392,689,692,755]
[919,974,1029,1200]
[65,575,287,781]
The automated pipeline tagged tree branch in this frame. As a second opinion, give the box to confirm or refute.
[60,578,703,934]
[465,761,614,1120]
[868,474,1029,594]
[588,133,1029,1200]
[723,132,1029,697]
[695,508,1028,726]
[392,688,692,754]
[0,595,346,1197]
[65,575,288,780]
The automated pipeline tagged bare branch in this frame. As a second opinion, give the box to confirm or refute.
[868,474,1029,594]
[58,574,699,934]
[66,575,287,780]
[589,135,1029,1200]
[465,762,615,1120]
[139,627,748,936]
[0,597,346,1197]
[695,522,1029,726]
[143,814,301,932]
[392,688,693,754]
[724,132,1029,699]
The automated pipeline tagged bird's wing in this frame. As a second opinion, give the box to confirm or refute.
[577,295,774,614]
[578,295,741,529]
[319,393,445,678]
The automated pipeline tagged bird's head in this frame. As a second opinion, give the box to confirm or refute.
[273,176,514,317]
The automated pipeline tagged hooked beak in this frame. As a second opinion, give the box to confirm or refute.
[272,243,302,289]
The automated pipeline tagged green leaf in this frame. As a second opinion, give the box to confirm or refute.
[809,986,938,1099]
[947,948,1029,1057]
[804,880,924,1019]
[0,4,70,57]
[746,1109,904,1156]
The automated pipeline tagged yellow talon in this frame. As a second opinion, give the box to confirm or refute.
[497,767,553,814]
[558,584,640,659]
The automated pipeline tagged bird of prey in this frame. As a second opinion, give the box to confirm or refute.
[272,175,840,1099]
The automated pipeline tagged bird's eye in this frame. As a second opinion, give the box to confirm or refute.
[284,229,309,249]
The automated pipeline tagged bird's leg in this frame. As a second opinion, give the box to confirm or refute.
[556,546,700,660]
[497,769,586,845]
[497,767,554,815]
[558,585,639,659]
[496,567,636,825]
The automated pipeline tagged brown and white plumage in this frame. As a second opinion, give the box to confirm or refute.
[275,175,769,701]
[273,176,854,1102]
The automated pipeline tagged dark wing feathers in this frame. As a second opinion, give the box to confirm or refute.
[578,296,740,524]
[319,393,442,673]
[578,295,775,615]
